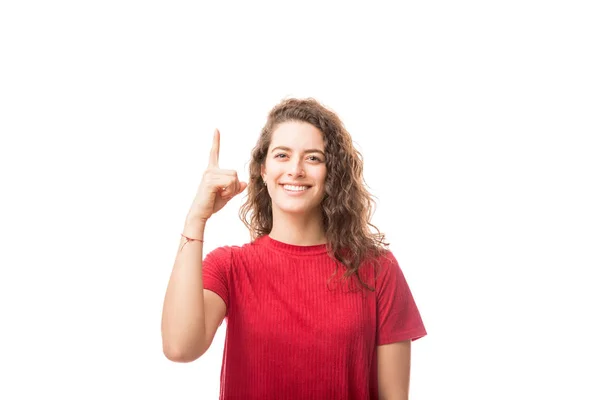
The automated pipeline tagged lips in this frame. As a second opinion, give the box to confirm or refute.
[278,183,314,195]
[281,184,310,192]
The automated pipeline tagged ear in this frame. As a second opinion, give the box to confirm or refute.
[260,163,266,178]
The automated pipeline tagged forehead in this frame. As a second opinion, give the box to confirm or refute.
[269,121,324,150]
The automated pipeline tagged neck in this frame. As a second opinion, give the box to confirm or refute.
[269,208,327,246]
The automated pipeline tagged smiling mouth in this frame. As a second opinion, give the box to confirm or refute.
[280,184,311,192]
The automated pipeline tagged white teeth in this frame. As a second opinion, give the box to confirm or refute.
[283,185,308,192]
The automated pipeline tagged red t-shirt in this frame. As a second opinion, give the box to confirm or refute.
[202,235,426,399]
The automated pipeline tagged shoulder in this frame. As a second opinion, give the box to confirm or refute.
[204,245,233,262]
[371,249,400,274]
[368,249,409,291]
[203,237,262,265]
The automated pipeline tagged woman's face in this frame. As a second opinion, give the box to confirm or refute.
[261,121,327,216]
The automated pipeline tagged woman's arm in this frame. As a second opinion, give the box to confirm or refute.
[377,340,412,400]
[161,222,209,362]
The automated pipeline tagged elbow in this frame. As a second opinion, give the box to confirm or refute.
[162,342,205,363]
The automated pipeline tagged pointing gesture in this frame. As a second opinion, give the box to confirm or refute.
[185,129,248,225]
[208,128,220,168]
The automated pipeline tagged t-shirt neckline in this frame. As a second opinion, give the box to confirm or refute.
[257,234,329,256]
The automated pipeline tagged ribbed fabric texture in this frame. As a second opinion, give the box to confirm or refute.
[202,235,427,400]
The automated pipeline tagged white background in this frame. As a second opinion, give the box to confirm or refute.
[1,1,599,399]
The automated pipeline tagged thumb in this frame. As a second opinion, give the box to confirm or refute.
[238,181,248,194]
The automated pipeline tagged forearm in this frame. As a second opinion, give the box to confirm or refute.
[379,393,408,400]
[161,222,207,361]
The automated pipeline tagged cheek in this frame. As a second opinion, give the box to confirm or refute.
[317,169,327,184]
[263,159,277,174]
[267,163,283,177]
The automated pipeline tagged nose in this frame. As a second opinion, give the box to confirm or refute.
[287,157,305,178]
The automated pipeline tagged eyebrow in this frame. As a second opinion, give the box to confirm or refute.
[270,146,325,156]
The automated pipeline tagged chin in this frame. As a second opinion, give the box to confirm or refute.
[273,200,319,215]
[276,204,312,214]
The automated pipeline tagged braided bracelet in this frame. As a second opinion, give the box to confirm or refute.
[180,233,204,251]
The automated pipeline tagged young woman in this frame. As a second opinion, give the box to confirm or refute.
[161,98,427,399]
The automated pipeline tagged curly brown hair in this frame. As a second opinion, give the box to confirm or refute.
[239,97,389,291]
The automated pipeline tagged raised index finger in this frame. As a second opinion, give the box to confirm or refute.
[208,128,220,167]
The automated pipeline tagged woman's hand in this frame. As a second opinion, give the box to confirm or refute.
[185,129,248,225]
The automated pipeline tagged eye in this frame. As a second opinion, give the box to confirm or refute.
[274,153,288,159]
[307,155,322,162]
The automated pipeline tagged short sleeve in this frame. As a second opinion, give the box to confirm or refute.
[202,246,232,315]
[375,251,427,345]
